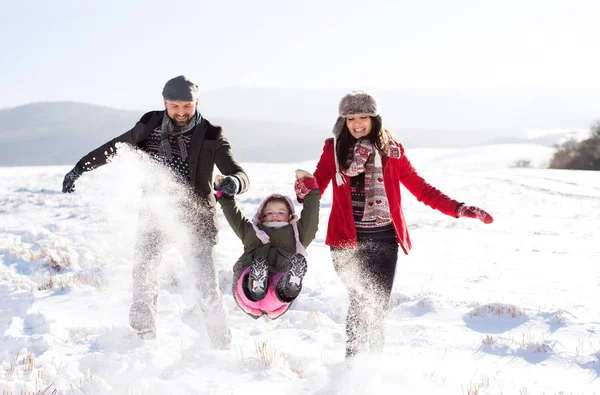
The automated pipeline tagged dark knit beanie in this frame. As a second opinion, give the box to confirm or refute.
[162,75,199,101]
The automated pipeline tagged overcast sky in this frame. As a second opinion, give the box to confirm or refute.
[1,0,599,110]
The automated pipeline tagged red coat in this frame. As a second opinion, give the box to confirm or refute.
[313,138,460,254]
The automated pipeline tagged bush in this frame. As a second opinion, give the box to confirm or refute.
[510,159,532,168]
[548,121,600,170]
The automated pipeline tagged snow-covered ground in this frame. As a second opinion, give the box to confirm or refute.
[1,144,599,394]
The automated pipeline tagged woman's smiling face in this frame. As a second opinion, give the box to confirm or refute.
[346,114,372,139]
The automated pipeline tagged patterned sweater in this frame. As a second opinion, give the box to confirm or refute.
[140,128,193,182]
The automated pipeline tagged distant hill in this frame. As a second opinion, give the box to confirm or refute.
[0,102,328,166]
[196,86,599,138]
[0,101,573,166]
[0,102,141,166]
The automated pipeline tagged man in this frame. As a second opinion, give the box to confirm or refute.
[62,75,248,349]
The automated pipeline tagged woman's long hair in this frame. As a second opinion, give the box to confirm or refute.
[335,115,386,170]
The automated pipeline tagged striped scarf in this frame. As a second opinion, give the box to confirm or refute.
[158,110,201,161]
[342,139,402,222]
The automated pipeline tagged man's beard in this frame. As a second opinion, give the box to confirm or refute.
[169,111,195,127]
[173,115,191,127]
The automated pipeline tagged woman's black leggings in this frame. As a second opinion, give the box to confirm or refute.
[331,240,399,357]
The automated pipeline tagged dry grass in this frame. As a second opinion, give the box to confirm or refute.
[462,372,492,395]
[2,350,58,394]
[38,275,54,291]
[554,310,563,323]
[478,374,490,387]
[8,244,36,263]
[520,333,550,353]
[255,339,286,368]
[484,332,552,354]
[277,319,292,329]
[8,241,103,292]
[38,272,101,291]
[418,297,432,309]
[12,350,38,374]
[40,248,68,271]
[69,369,94,392]
[254,339,304,379]
[461,382,481,395]
[307,308,323,328]
[470,303,521,318]
[8,242,77,272]
[575,337,599,356]
[289,359,304,379]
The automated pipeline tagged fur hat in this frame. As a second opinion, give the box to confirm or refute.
[332,91,382,186]
[162,75,199,101]
[332,91,380,138]
[338,90,379,118]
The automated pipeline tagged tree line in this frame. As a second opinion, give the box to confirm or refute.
[549,121,600,170]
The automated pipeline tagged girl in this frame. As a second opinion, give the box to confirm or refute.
[311,91,493,357]
[215,170,320,319]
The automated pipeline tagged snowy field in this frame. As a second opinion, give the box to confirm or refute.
[1,143,599,394]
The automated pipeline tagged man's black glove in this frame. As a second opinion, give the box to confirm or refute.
[62,165,83,193]
[216,175,240,197]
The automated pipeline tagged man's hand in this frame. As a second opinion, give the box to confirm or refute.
[62,166,83,193]
[215,175,240,197]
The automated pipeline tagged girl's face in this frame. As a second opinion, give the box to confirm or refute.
[261,201,290,223]
[346,114,372,139]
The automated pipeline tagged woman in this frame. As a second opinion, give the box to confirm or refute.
[310,91,493,358]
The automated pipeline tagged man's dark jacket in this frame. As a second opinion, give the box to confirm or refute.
[75,110,249,243]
